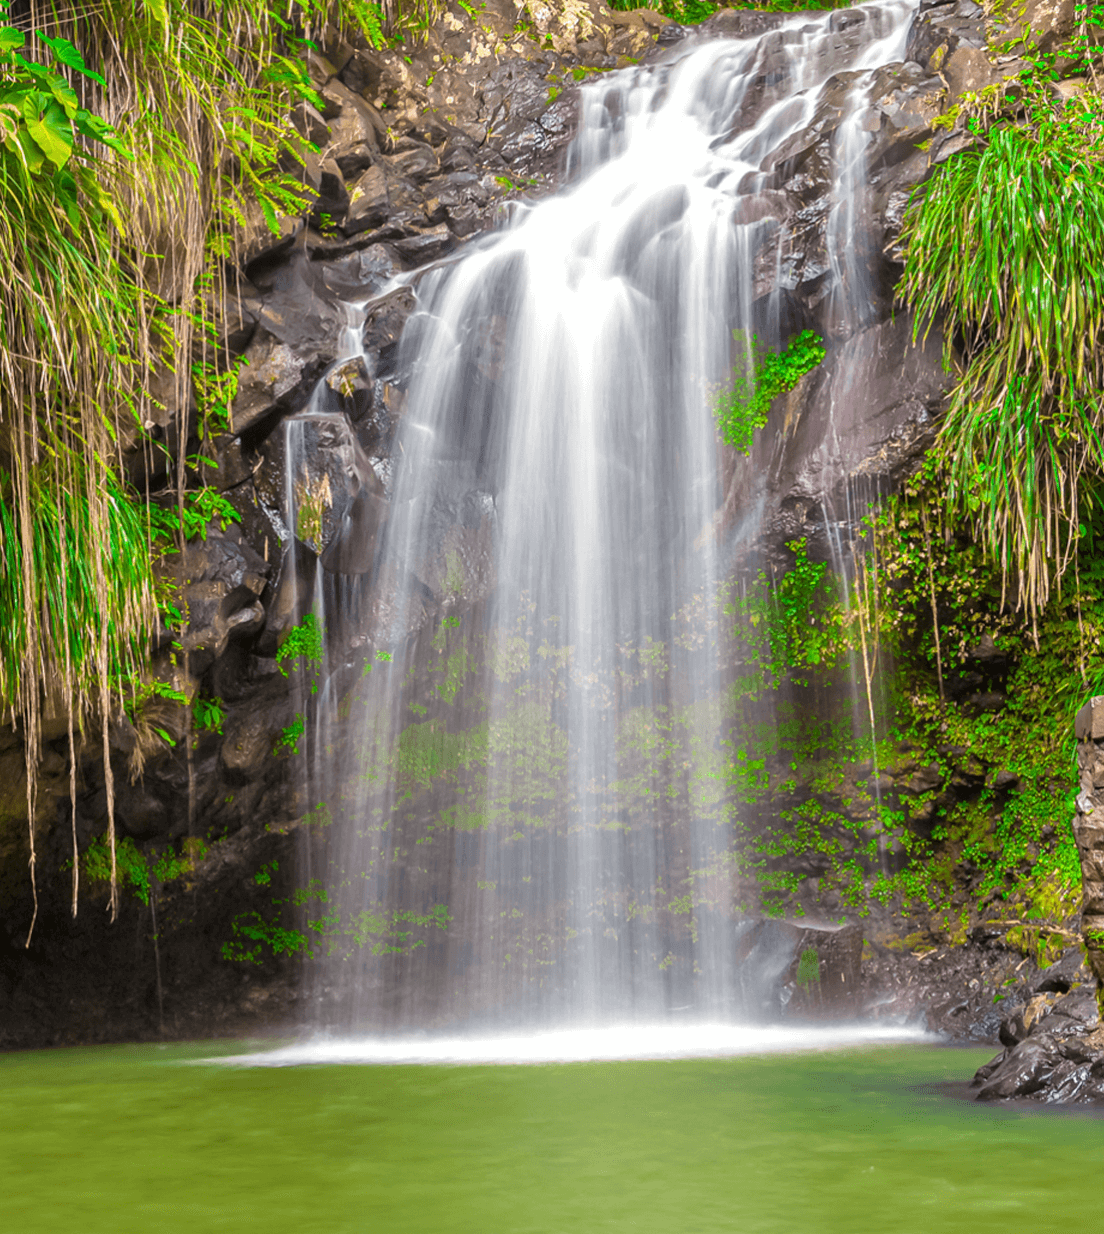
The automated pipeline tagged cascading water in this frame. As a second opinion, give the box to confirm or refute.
[293,0,916,1033]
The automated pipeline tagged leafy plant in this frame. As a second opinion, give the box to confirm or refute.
[724,538,844,684]
[193,695,225,734]
[277,613,324,691]
[221,910,310,963]
[147,487,243,555]
[275,713,306,755]
[714,330,825,455]
[897,75,1104,616]
[192,355,247,440]
[81,833,208,906]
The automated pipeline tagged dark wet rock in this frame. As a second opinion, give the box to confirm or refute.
[312,155,350,226]
[334,141,378,181]
[231,330,332,437]
[344,164,394,234]
[393,224,455,264]
[975,1027,1104,1102]
[320,77,386,160]
[324,356,373,421]
[783,922,865,1019]
[905,763,943,794]
[236,210,304,271]
[160,527,270,677]
[740,312,952,554]
[231,259,349,434]
[316,241,403,298]
[973,939,1104,1101]
[391,140,440,184]
[252,408,388,577]
[291,99,330,147]
[220,688,294,784]
[362,285,418,376]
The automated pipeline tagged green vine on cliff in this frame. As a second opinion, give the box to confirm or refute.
[714,330,825,455]
[277,613,324,694]
[80,834,208,907]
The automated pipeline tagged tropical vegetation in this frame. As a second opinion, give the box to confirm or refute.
[0,0,383,935]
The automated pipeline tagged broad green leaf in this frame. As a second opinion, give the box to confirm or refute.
[13,124,45,175]
[39,34,106,87]
[0,26,23,53]
[23,95,72,167]
[42,71,79,113]
[73,108,133,159]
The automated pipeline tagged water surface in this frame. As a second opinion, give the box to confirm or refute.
[4,1041,1101,1232]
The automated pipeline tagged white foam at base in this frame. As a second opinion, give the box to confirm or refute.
[204,1022,931,1067]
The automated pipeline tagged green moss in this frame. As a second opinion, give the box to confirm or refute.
[714,331,825,456]
[81,834,208,906]
[277,614,323,689]
[396,719,488,793]
[274,713,305,756]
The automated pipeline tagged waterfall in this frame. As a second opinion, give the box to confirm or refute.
[294,0,916,1032]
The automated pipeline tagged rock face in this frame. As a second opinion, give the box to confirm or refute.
[967,711,1104,1102]
[1,0,1095,1049]
[1074,696,1104,988]
[972,951,1104,1102]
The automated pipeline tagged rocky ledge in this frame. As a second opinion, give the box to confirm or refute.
[972,948,1104,1102]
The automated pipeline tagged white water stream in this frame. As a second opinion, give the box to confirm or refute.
[284,0,916,1036]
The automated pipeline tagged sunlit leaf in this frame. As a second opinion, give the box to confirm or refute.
[39,33,106,86]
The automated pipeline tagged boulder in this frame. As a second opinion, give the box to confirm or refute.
[252,408,387,575]
[230,259,348,435]
[160,527,271,677]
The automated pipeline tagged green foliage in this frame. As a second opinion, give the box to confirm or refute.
[714,331,825,455]
[254,860,279,886]
[146,487,242,555]
[191,356,246,439]
[277,613,324,681]
[221,911,310,964]
[124,679,187,746]
[724,538,845,685]
[795,947,820,987]
[277,613,324,706]
[81,834,208,906]
[0,0,381,752]
[898,75,1104,616]
[222,866,451,964]
[193,695,225,734]
[860,482,1092,927]
[274,713,306,756]
[0,33,155,783]
[0,458,155,725]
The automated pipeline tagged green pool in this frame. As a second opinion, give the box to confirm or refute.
[3,1040,1101,1233]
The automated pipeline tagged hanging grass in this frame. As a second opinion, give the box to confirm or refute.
[0,1,383,937]
[897,87,1104,617]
